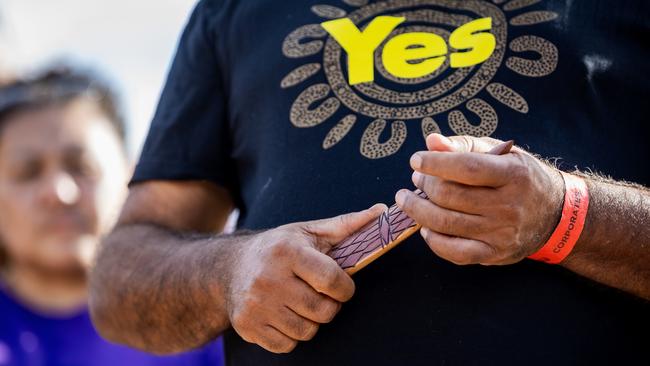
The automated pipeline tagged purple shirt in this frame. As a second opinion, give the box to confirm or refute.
[0,285,223,366]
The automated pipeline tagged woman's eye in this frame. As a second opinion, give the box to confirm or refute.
[12,162,41,182]
[66,158,98,178]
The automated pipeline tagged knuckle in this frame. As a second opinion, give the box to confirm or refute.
[268,339,296,354]
[436,214,456,234]
[484,244,500,260]
[296,321,319,341]
[304,322,319,340]
[463,137,476,152]
[337,213,351,229]
[428,180,446,202]
[281,340,299,354]
[451,136,473,152]
[303,293,323,315]
[316,300,340,323]
[343,279,356,301]
[304,293,341,323]
[319,266,341,292]
[305,295,339,323]
[438,182,465,207]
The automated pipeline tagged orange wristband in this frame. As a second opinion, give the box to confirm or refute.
[528,172,589,264]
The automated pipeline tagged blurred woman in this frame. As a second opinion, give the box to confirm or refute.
[0,68,223,366]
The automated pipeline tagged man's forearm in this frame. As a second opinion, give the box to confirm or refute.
[89,224,256,354]
[562,174,650,300]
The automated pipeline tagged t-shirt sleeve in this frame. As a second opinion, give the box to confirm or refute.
[131,0,236,193]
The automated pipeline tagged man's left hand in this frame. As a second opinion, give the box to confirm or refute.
[395,134,565,265]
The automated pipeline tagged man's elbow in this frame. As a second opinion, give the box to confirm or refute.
[88,284,167,354]
[88,262,189,355]
[87,240,143,351]
[87,263,129,347]
[88,293,120,344]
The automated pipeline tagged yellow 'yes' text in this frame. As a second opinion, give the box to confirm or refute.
[321,16,496,85]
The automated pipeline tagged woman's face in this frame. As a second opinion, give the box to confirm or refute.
[0,99,128,273]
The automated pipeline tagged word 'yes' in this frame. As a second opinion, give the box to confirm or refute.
[321,16,496,85]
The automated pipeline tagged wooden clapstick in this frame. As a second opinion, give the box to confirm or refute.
[328,140,514,275]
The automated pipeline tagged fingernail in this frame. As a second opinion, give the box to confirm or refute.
[412,171,423,186]
[369,203,387,212]
[420,227,430,240]
[487,140,514,155]
[410,153,422,169]
[395,190,407,206]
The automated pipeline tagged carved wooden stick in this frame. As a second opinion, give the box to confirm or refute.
[328,140,514,275]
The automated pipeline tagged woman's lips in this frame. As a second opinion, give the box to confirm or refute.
[40,213,90,235]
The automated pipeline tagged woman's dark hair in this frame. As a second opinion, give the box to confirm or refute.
[0,66,126,268]
[0,65,126,142]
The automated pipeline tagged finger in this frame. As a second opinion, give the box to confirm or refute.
[410,151,513,187]
[255,325,299,354]
[420,227,496,266]
[488,140,515,155]
[268,306,320,341]
[303,203,387,246]
[426,134,502,153]
[285,277,341,324]
[411,172,498,215]
[395,189,486,238]
[425,133,457,152]
[292,247,355,302]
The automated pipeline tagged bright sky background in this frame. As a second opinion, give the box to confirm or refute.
[0,0,198,158]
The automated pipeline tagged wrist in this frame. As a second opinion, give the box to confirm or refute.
[528,172,590,264]
[534,166,566,254]
[215,231,265,318]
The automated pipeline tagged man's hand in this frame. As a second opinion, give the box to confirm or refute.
[394,133,650,299]
[226,204,386,353]
[90,180,388,354]
[395,134,564,265]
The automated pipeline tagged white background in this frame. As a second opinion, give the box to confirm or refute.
[0,0,198,157]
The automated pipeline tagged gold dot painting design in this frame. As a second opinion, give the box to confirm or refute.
[281,0,559,159]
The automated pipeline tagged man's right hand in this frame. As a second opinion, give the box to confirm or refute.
[90,180,386,355]
[225,204,386,353]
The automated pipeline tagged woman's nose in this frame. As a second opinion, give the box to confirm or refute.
[41,172,81,206]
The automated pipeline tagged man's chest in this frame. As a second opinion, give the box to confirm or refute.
[221,0,649,186]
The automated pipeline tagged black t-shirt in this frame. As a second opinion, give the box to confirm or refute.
[133,0,650,365]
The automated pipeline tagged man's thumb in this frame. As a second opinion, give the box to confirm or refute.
[303,203,387,250]
[426,133,500,153]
